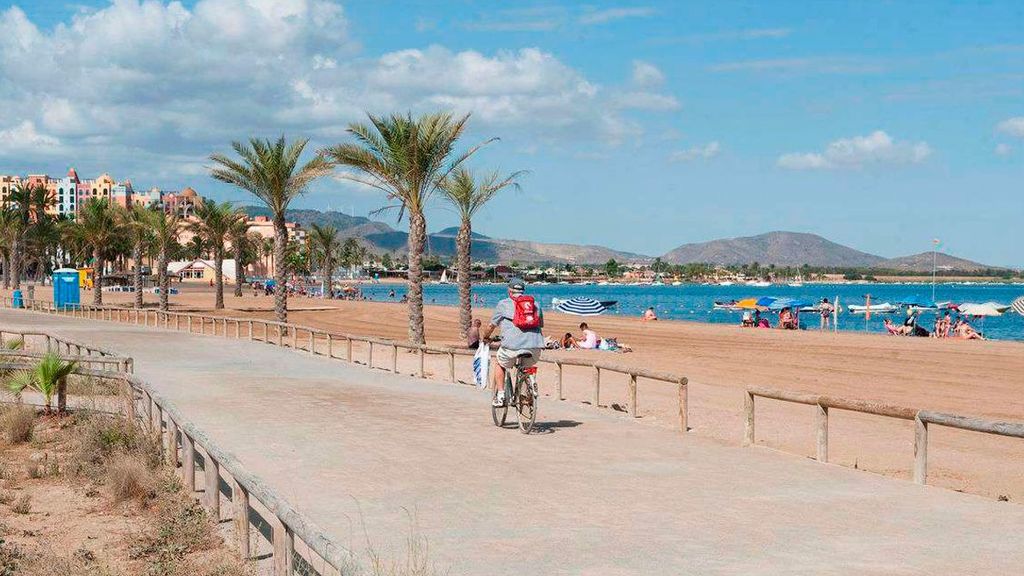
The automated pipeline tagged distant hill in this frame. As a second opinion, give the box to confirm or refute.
[877,252,997,272]
[251,206,644,264]
[662,231,885,267]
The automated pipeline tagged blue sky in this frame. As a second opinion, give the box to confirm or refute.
[2,1,1022,266]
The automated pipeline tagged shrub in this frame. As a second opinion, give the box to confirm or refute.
[0,490,13,505]
[73,413,162,478]
[11,494,30,514]
[106,453,156,502]
[0,405,34,444]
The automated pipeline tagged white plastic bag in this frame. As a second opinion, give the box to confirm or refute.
[472,343,490,388]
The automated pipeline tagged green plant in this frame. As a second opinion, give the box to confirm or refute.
[188,200,245,310]
[4,353,77,413]
[2,338,23,351]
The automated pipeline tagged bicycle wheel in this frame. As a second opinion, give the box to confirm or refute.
[491,387,508,427]
[515,373,537,434]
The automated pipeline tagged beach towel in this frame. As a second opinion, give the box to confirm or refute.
[473,342,490,389]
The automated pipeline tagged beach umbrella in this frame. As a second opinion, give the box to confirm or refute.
[768,298,812,311]
[735,298,765,310]
[1012,296,1024,316]
[957,302,1005,317]
[555,297,608,316]
[756,296,777,307]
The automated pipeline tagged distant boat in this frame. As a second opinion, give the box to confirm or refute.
[788,282,804,287]
[748,280,771,288]
[848,303,898,314]
[671,281,682,286]
[718,281,734,286]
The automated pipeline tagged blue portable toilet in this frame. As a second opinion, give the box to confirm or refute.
[52,268,81,310]
[11,289,22,308]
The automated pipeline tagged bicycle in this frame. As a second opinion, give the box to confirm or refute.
[491,352,538,434]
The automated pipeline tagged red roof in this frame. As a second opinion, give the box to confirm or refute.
[66,167,79,181]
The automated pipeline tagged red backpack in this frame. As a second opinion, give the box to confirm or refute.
[511,295,541,329]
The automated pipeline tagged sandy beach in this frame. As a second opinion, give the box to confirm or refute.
[14,284,1024,500]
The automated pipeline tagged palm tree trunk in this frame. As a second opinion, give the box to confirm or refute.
[158,245,170,311]
[133,241,144,308]
[2,252,9,289]
[273,218,288,323]
[57,377,68,414]
[321,255,332,299]
[10,235,21,290]
[93,248,103,305]
[407,210,427,344]
[456,217,472,341]
[233,242,244,297]
[214,247,225,309]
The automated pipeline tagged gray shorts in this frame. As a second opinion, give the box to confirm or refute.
[496,347,541,369]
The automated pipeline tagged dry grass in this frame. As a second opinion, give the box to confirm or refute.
[72,412,162,480]
[0,404,35,444]
[11,493,31,514]
[106,453,157,502]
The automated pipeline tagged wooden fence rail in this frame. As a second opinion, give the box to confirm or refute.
[5,298,690,432]
[744,385,1024,486]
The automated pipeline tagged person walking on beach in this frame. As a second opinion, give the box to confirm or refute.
[819,298,835,330]
[480,278,544,406]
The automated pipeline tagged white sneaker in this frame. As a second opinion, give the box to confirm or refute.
[492,391,506,407]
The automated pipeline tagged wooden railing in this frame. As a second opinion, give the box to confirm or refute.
[744,386,1024,485]
[41,360,351,575]
[5,297,690,431]
[0,327,133,373]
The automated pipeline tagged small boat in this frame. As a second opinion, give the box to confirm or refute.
[788,282,804,287]
[671,281,682,286]
[747,280,771,288]
[713,300,741,311]
[434,269,451,284]
[847,303,898,314]
[718,281,734,286]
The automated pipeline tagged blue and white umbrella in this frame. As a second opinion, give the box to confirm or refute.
[555,297,608,316]
[1012,296,1024,316]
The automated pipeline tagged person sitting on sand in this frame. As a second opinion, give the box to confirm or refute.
[466,318,482,349]
[741,311,755,327]
[578,322,600,349]
[561,332,578,349]
[778,307,798,330]
[953,318,985,340]
[642,307,658,322]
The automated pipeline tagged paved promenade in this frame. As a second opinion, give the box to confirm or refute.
[5,309,1024,575]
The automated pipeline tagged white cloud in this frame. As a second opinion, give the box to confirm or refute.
[631,60,664,87]
[995,143,1013,156]
[579,7,655,25]
[0,1,679,179]
[777,131,931,170]
[670,141,720,162]
[997,117,1024,137]
[0,120,63,155]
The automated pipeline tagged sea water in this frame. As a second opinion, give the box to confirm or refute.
[353,282,1024,341]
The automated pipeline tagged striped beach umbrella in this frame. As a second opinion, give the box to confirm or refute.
[1011,296,1024,316]
[555,297,608,316]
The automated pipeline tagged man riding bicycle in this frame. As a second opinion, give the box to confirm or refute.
[481,278,544,407]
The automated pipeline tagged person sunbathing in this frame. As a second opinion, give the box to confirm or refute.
[884,318,909,335]
[778,308,798,330]
[578,322,600,349]
[953,319,985,340]
[642,307,658,322]
[561,332,578,349]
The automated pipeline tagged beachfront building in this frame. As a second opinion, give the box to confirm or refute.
[0,175,22,203]
[51,168,80,217]
[167,259,238,284]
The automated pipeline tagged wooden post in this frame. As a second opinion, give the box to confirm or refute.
[346,337,353,362]
[678,378,688,432]
[204,451,220,518]
[175,314,181,330]
[249,320,254,341]
[914,414,928,485]
[272,516,294,576]
[327,334,333,358]
[291,327,297,349]
[391,344,398,373]
[235,320,240,338]
[557,362,564,401]
[743,390,754,445]
[167,419,179,467]
[232,477,251,559]
[309,331,315,355]
[628,373,638,418]
[183,433,196,492]
[277,325,283,347]
[188,315,193,333]
[448,351,455,383]
[815,404,829,463]
[592,366,601,407]
[418,347,425,378]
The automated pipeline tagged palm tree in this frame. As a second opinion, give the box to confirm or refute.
[5,184,37,291]
[119,204,152,308]
[209,137,332,323]
[307,224,341,299]
[0,207,18,289]
[72,199,120,305]
[188,199,242,310]
[324,112,493,344]
[147,207,181,311]
[6,352,78,414]
[441,167,525,339]
[227,216,250,297]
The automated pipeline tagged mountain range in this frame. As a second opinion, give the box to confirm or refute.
[245,207,998,271]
